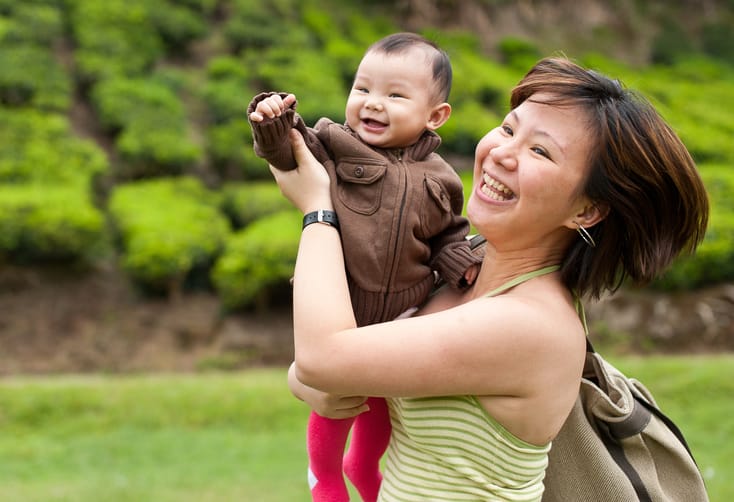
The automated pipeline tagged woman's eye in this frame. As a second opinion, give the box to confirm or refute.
[502,125,513,135]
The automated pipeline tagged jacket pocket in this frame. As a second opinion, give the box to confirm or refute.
[420,174,452,237]
[335,158,388,215]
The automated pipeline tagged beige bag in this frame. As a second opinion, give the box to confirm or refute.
[542,344,709,501]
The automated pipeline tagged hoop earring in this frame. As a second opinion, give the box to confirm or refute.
[574,221,596,248]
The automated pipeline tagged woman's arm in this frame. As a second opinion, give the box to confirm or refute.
[287,362,370,419]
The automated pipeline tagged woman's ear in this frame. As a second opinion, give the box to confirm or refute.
[426,102,451,131]
[566,201,609,229]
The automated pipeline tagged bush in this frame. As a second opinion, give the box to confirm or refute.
[219,181,293,229]
[108,177,230,295]
[0,109,108,187]
[91,77,201,176]
[223,0,304,52]
[212,210,301,311]
[67,0,163,83]
[147,0,209,53]
[0,3,63,46]
[207,119,270,180]
[497,36,542,71]
[253,46,346,124]
[0,184,106,263]
[0,44,71,110]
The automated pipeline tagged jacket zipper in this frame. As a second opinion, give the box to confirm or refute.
[383,149,407,313]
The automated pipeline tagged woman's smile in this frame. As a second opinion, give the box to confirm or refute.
[481,172,515,201]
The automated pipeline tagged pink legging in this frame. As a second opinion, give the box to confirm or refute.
[307,397,390,502]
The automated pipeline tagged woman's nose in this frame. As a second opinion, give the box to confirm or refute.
[489,142,518,170]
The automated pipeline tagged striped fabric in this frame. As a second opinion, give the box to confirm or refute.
[379,395,550,501]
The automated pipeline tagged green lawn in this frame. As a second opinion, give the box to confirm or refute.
[0,356,731,501]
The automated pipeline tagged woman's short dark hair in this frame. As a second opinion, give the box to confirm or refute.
[367,32,452,103]
[511,57,709,299]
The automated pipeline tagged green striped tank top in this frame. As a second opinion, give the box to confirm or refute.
[379,265,560,501]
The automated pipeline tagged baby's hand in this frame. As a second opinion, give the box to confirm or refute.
[249,93,296,122]
[463,263,480,287]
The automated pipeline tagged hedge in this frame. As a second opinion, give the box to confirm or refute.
[108,177,230,295]
[91,77,201,176]
[0,44,70,111]
[212,210,301,311]
[219,181,293,229]
[0,184,106,262]
[0,109,108,187]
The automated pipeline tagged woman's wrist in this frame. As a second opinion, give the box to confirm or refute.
[302,209,339,231]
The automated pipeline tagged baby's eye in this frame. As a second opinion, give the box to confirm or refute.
[389,93,405,98]
[501,124,513,135]
[355,87,369,94]
[531,146,551,159]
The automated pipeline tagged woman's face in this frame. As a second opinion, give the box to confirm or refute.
[466,94,594,250]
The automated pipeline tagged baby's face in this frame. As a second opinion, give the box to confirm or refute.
[346,48,442,149]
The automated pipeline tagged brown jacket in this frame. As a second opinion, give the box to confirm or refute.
[249,92,480,325]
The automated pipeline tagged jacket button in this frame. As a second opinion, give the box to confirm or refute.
[354,165,364,177]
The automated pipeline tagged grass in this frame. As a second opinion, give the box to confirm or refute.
[0,356,732,501]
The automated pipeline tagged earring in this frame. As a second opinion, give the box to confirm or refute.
[574,220,596,248]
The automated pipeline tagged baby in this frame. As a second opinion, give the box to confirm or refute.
[249,32,480,502]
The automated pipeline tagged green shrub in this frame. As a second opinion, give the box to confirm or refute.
[0,44,70,110]
[497,36,542,71]
[212,210,301,311]
[91,77,185,133]
[147,0,209,53]
[116,123,201,178]
[0,109,108,186]
[0,184,106,262]
[207,119,269,180]
[0,3,63,46]
[91,77,201,176]
[108,177,230,295]
[223,0,304,52]
[201,70,252,124]
[253,46,346,124]
[68,0,163,82]
[219,181,293,228]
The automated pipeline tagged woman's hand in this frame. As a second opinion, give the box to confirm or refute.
[269,129,332,214]
[288,362,370,419]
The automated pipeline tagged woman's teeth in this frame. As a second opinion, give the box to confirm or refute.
[481,173,514,201]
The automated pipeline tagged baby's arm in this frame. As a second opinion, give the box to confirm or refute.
[249,93,296,123]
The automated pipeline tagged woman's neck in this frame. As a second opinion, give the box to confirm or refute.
[467,247,565,301]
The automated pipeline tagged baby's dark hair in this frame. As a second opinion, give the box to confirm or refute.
[367,32,452,102]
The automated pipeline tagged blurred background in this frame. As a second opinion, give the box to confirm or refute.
[0,0,732,500]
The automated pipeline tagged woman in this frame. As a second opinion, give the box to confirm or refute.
[272,57,709,501]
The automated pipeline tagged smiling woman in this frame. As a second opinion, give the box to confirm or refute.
[270,55,709,501]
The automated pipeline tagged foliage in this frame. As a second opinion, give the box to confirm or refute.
[0,109,108,187]
[219,181,294,229]
[108,177,230,295]
[0,0,733,303]
[91,77,201,176]
[0,184,106,262]
[0,44,70,110]
[212,210,301,310]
